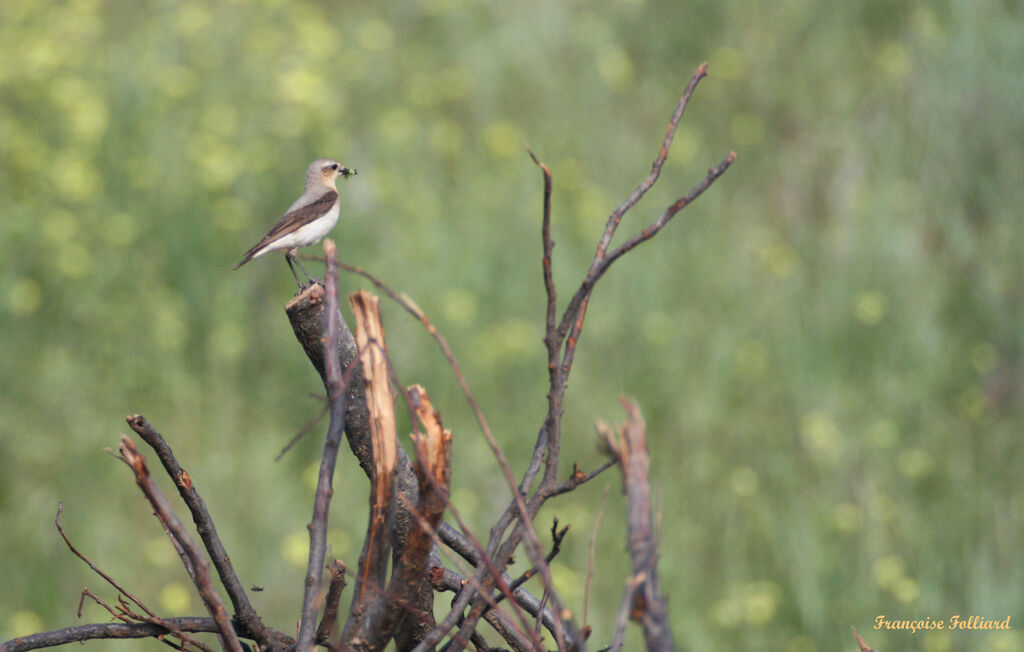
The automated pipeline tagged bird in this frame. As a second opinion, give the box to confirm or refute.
[234,158,357,287]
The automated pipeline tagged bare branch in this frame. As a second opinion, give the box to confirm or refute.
[593,150,737,282]
[493,520,569,611]
[315,560,348,645]
[851,626,879,652]
[275,399,330,461]
[117,437,244,652]
[594,62,709,266]
[599,399,674,652]
[527,147,558,350]
[296,239,350,650]
[286,265,435,647]
[125,415,287,650]
[1,618,226,652]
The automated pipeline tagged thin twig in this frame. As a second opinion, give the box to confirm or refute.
[582,485,610,639]
[542,459,618,499]
[592,150,737,282]
[55,503,157,620]
[851,626,879,652]
[276,399,330,461]
[609,573,644,652]
[528,148,567,494]
[492,520,569,609]
[527,148,558,354]
[593,62,710,267]
[534,587,551,648]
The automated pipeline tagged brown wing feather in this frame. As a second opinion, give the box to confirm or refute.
[233,191,338,269]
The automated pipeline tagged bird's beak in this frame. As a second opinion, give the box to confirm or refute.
[340,167,357,178]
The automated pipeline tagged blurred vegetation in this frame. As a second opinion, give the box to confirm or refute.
[2,0,1023,650]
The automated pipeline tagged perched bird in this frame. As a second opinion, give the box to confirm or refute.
[234,159,357,286]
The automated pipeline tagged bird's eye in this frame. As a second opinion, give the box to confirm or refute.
[330,163,338,171]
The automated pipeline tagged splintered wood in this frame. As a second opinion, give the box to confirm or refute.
[348,290,398,521]
[408,384,452,490]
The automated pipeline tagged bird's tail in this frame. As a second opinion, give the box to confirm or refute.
[233,244,264,270]
[233,252,255,270]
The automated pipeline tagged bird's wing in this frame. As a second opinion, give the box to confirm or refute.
[247,190,337,248]
[261,190,339,242]
[233,190,339,268]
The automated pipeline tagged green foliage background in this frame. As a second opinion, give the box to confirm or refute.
[2,0,1022,650]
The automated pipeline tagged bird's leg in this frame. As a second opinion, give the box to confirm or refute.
[285,250,310,289]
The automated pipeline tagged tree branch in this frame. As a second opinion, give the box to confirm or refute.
[295,239,350,650]
[117,437,244,652]
[599,399,674,652]
[125,415,287,650]
[1,618,229,652]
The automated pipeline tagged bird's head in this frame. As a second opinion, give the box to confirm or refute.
[308,159,357,190]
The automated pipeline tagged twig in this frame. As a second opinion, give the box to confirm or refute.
[125,415,287,650]
[78,588,121,622]
[582,485,610,639]
[527,148,558,359]
[595,62,710,265]
[492,519,569,609]
[851,626,878,652]
[528,146,567,503]
[276,399,330,461]
[110,595,214,652]
[609,574,645,652]
[295,239,350,650]
[117,437,244,652]
[54,503,156,620]
[542,459,617,499]
[590,150,737,284]
[534,587,551,647]
[315,560,348,644]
